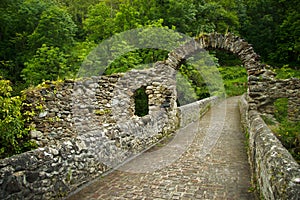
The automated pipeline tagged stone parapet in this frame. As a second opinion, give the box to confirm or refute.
[177,96,219,128]
[239,94,300,199]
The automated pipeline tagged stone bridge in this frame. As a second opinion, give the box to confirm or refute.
[0,33,299,199]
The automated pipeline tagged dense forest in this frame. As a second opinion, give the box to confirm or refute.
[0,0,299,158]
[0,0,299,91]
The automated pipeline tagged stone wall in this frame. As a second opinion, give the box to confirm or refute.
[0,64,179,199]
[1,32,299,199]
[248,75,300,121]
[239,94,300,199]
[165,32,299,122]
[177,96,219,128]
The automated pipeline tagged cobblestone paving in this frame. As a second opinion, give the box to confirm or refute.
[67,96,256,200]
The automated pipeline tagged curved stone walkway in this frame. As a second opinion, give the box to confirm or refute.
[67,96,255,200]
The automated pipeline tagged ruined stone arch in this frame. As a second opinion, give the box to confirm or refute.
[163,32,274,111]
[100,32,299,123]
[165,32,265,77]
[111,32,268,118]
[111,32,295,120]
[111,66,177,122]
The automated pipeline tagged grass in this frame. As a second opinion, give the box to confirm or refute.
[272,65,300,79]
[267,120,300,163]
[263,98,300,163]
[218,65,247,97]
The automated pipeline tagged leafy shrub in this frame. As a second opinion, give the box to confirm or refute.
[274,98,288,122]
[274,65,300,79]
[268,98,300,163]
[218,65,247,97]
[104,48,169,75]
[177,63,209,106]
[0,77,37,158]
[22,44,69,86]
[176,72,199,106]
[275,121,300,163]
[215,50,242,67]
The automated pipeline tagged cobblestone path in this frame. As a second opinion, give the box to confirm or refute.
[67,96,255,200]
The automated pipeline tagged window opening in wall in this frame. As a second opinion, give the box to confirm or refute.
[134,86,149,117]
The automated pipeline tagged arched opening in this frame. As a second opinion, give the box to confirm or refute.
[134,86,149,117]
[212,50,247,97]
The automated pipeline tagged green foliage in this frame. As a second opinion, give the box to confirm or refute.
[67,40,97,77]
[113,3,142,32]
[83,0,240,42]
[0,0,77,91]
[28,5,77,49]
[0,0,299,160]
[218,65,247,97]
[104,41,144,75]
[22,44,69,86]
[273,65,300,79]
[82,23,183,77]
[178,63,209,103]
[215,50,242,66]
[104,48,169,75]
[239,0,300,67]
[176,72,198,106]
[0,0,44,83]
[267,98,300,163]
[160,0,198,34]
[135,0,240,35]
[1,0,299,93]
[17,0,54,34]
[270,10,300,66]
[176,52,227,105]
[83,2,116,42]
[194,1,239,34]
[275,121,300,163]
[274,98,288,122]
[53,0,99,31]
[0,77,37,158]
[134,87,149,117]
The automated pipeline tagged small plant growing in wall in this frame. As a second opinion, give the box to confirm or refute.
[94,109,111,116]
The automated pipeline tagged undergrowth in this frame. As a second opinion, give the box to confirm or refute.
[264,98,300,163]
[0,78,37,159]
[218,65,247,97]
[273,65,300,79]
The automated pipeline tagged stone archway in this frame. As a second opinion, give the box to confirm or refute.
[166,32,264,76]
[163,32,273,112]
[110,32,269,119]
[162,32,299,121]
